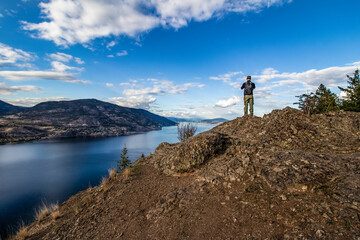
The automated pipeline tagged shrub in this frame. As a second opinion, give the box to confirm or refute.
[177,122,197,142]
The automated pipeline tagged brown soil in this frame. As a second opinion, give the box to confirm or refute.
[17,107,360,240]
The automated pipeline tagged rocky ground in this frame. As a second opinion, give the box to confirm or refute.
[14,107,360,239]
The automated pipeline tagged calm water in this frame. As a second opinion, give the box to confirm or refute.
[0,123,215,237]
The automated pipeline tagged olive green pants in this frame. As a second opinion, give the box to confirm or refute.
[244,95,254,115]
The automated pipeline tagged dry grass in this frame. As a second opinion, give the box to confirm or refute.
[35,204,51,223]
[101,176,110,192]
[123,168,132,179]
[123,165,139,180]
[51,210,60,221]
[15,222,29,240]
[108,168,117,181]
[35,203,59,223]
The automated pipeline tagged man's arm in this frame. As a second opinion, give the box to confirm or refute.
[252,82,256,89]
[241,83,245,89]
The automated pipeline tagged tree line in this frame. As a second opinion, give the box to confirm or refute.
[295,69,360,115]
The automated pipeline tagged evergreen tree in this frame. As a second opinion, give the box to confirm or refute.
[117,146,131,172]
[295,83,339,115]
[313,84,339,113]
[339,69,360,111]
[294,92,316,116]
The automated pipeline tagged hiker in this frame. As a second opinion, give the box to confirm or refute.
[241,75,256,116]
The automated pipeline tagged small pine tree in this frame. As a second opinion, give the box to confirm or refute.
[117,146,131,172]
[339,69,360,112]
[294,92,316,116]
[313,84,339,113]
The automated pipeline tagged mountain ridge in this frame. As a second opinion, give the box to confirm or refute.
[0,100,21,114]
[0,99,175,144]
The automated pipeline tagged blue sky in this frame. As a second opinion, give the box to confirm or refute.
[0,0,359,119]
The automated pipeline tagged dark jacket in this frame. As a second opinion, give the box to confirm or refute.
[241,81,256,95]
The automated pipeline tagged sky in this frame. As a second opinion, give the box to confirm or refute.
[0,0,359,120]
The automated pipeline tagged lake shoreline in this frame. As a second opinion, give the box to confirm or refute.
[0,123,216,238]
[0,127,165,145]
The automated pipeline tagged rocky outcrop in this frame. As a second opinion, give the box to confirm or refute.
[19,107,360,239]
[0,99,175,143]
[151,132,230,174]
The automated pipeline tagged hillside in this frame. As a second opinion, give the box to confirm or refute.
[0,99,175,143]
[0,100,20,115]
[17,107,360,239]
[198,118,228,124]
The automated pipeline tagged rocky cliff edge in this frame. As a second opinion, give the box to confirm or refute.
[19,107,360,240]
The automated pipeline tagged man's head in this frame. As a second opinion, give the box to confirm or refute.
[247,76,251,81]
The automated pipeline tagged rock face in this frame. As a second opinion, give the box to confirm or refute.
[19,107,360,240]
[0,99,175,143]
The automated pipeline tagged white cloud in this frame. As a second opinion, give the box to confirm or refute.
[48,52,72,62]
[0,42,34,68]
[253,64,359,89]
[74,57,84,64]
[0,13,3,18]
[0,44,86,84]
[210,71,244,89]
[116,50,128,57]
[107,55,115,58]
[122,79,204,96]
[3,97,70,107]
[51,61,83,72]
[0,70,90,84]
[0,82,42,95]
[106,41,116,49]
[109,96,156,109]
[106,83,114,87]
[22,0,291,46]
[213,63,359,91]
[225,0,288,13]
[48,52,85,64]
[215,96,241,108]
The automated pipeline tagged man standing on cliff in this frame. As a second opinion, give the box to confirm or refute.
[241,75,256,116]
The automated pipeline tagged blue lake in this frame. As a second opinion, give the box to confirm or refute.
[0,123,215,237]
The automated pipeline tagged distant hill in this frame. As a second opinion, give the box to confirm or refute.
[167,117,228,124]
[0,99,175,143]
[0,100,20,114]
[197,118,228,124]
[166,117,196,123]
